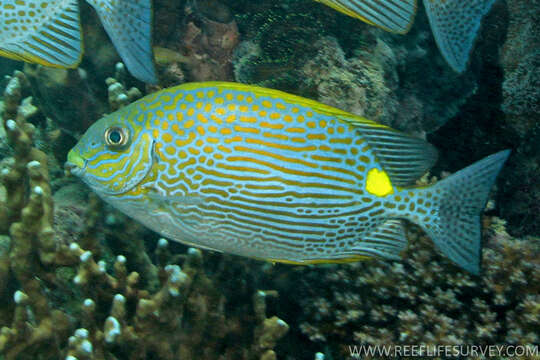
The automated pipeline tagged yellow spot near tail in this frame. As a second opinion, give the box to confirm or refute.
[366,168,394,197]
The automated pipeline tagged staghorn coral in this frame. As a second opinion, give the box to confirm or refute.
[0,2,536,359]
[1,238,289,360]
[106,64,143,112]
[0,71,77,359]
[0,71,56,265]
[0,74,289,360]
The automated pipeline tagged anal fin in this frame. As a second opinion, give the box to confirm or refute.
[350,219,408,260]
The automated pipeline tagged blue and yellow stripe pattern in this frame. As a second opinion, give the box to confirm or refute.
[315,0,497,73]
[67,82,510,274]
[0,0,155,83]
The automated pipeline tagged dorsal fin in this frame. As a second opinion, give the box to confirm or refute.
[423,0,497,73]
[315,0,418,34]
[339,115,438,187]
[86,0,156,83]
[172,81,437,187]
[0,0,82,68]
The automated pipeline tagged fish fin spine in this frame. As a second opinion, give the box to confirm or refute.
[350,124,438,187]
[0,0,83,68]
[349,219,408,260]
[316,0,418,34]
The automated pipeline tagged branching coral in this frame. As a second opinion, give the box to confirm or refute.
[0,72,59,268]
[106,64,143,112]
[290,216,539,358]
[0,72,289,360]
[0,2,535,359]
[0,70,76,359]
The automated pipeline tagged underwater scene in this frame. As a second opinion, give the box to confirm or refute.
[0,0,538,359]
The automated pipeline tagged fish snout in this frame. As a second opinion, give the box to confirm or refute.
[65,151,86,177]
[64,161,82,177]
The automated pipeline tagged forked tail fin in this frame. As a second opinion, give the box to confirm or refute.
[419,150,510,274]
[423,0,497,73]
[87,0,157,83]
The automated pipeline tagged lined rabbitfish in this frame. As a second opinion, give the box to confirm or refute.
[0,0,156,83]
[314,0,497,72]
[66,82,510,274]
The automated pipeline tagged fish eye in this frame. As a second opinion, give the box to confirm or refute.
[104,127,129,147]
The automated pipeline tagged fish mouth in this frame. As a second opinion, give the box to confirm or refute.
[64,151,86,177]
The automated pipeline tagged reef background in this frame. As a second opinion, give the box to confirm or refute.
[0,0,538,359]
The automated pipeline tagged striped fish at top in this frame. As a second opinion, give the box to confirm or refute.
[66,82,510,274]
[0,0,156,83]
[314,0,497,73]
